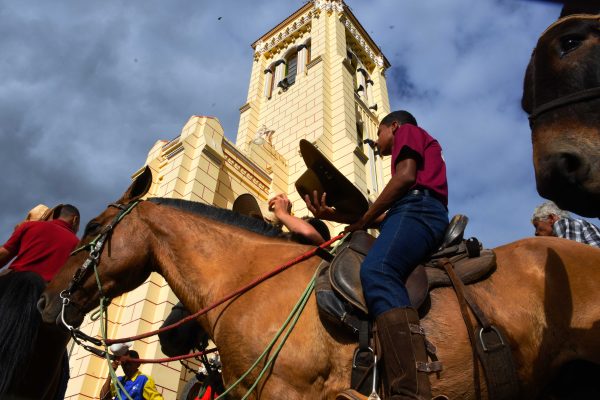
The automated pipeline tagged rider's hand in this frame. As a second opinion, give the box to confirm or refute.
[268,194,292,218]
[304,191,337,221]
[344,219,367,233]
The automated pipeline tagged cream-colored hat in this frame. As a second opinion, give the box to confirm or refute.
[25,204,49,221]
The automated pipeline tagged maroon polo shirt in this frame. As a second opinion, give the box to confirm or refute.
[391,123,448,207]
[3,219,79,282]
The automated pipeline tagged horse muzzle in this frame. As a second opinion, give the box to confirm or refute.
[535,150,600,217]
[37,292,84,328]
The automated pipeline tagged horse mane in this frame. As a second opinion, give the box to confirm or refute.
[0,271,46,394]
[148,197,284,238]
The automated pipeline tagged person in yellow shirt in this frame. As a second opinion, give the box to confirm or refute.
[100,350,163,400]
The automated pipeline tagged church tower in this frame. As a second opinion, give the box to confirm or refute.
[63,2,392,399]
[237,0,391,211]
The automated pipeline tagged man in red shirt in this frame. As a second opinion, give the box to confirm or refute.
[0,204,80,282]
[306,111,449,400]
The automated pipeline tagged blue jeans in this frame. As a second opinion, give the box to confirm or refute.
[360,193,449,317]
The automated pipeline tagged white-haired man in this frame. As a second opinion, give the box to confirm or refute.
[532,201,600,247]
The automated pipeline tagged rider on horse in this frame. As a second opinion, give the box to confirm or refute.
[306,110,449,400]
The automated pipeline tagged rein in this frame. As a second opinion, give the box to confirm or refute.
[105,232,345,345]
[58,199,344,362]
[59,201,141,350]
[528,14,600,124]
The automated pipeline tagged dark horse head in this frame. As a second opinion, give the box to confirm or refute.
[522,11,600,217]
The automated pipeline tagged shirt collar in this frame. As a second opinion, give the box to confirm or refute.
[51,218,75,233]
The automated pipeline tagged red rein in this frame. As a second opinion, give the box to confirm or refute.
[105,233,344,346]
[122,347,219,364]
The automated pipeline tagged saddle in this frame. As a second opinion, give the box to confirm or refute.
[316,215,496,329]
[315,215,518,400]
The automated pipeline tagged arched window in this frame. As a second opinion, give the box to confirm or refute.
[285,52,298,86]
[356,67,367,100]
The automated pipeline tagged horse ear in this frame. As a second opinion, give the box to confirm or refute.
[118,166,153,203]
[522,58,535,114]
[560,3,600,18]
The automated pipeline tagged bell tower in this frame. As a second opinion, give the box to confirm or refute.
[237,0,392,209]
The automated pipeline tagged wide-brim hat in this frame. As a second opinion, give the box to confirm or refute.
[295,139,368,221]
[232,193,278,224]
[25,204,49,221]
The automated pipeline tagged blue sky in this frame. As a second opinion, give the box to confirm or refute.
[0,0,564,247]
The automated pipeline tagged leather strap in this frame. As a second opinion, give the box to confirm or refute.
[439,258,519,400]
[439,258,482,400]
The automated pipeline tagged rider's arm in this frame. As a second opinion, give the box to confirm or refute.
[345,157,417,232]
[269,194,325,244]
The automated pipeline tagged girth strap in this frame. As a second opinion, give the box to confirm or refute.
[439,258,482,400]
[438,258,519,400]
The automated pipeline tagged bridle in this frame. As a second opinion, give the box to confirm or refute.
[58,200,141,354]
[528,14,600,125]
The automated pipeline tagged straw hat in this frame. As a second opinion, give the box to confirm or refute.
[25,204,49,221]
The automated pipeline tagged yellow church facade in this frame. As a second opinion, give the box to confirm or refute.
[64,1,392,398]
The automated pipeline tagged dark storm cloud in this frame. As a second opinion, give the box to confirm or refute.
[0,0,564,247]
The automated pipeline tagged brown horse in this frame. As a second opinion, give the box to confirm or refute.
[522,13,600,217]
[0,271,70,400]
[39,169,600,399]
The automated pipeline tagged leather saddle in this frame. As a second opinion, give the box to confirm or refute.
[315,215,496,331]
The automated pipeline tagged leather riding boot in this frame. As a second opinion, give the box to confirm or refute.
[377,307,432,400]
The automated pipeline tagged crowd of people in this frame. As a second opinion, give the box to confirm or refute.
[2,110,599,400]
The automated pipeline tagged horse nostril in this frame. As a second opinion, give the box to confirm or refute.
[547,152,590,184]
[560,152,581,174]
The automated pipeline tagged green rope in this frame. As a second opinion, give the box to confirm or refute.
[94,264,133,400]
[240,273,316,400]
[215,268,319,399]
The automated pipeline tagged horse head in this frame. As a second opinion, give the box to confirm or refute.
[38,167,155,328]
[522,14,600,217]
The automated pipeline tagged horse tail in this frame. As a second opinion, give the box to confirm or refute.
[0,271,46,394]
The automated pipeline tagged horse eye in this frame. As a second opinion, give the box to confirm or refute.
[84,222,102,236]
[559,35,584,57]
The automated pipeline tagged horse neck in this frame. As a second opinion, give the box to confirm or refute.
[143,205,315,330]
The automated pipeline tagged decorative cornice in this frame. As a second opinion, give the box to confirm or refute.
[223,154,270,195]
[341,15,385,69]
[314,0,344,13]
[222,140,272,184]
[254,10,313,57]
